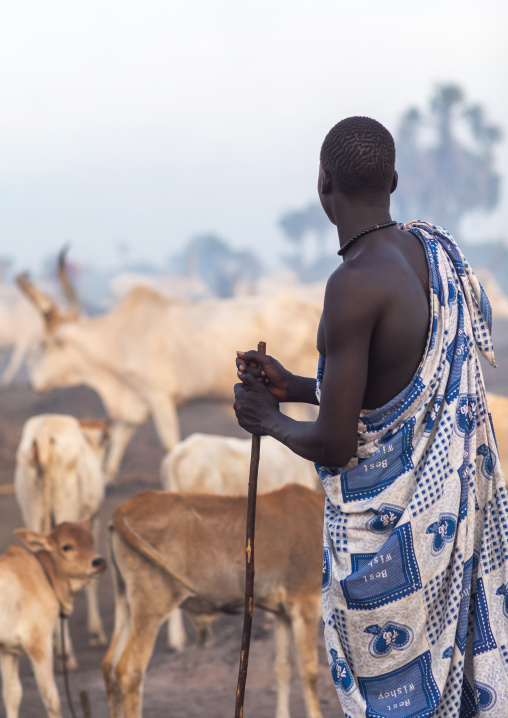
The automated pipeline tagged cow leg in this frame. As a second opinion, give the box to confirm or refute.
[166,608,216,651]
[115,611,167,718]
[289,600,322,718]
[86,518,107,646]
[102,578,132,718]
[167,608,187,651]
[0,340,28,385]
[1,653,22,718]
[191,614,216,647]
[104,422,139,483]
[274,614,293,718]
[28,641,62,718]
[86,575,107,648]
[146,395,180,451]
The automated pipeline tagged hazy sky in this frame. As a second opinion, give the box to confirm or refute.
[0,0,507,271]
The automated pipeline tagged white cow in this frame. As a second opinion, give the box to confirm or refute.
[0,248,79,385]
[160,433,319,495]
[0,521,106,718]
[160,432,320,649]
[17,275,322,481]
[14,414,110,670]
[0,285,43,384]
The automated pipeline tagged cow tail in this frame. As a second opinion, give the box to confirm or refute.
[107,523,126,596]
[31,438,53,534]
[112,509,242,615]
[112,507,219,609]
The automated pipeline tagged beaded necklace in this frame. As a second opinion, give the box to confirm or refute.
[337,220,397,257]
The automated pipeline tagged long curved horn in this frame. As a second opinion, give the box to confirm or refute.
[16,272,59,325]
[57,244,81,313]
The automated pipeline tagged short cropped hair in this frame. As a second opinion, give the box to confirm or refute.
[320,116,395,198]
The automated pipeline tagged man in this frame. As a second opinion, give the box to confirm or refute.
[234,116,508,717]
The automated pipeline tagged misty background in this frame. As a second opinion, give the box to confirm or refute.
[0,0,507,309]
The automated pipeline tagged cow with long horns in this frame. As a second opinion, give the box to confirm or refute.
[17,258,322,481]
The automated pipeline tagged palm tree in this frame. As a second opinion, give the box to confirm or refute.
[392,84,502,238]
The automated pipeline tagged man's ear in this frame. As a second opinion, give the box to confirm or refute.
[14,528,53,553]
[319,167,332,195]
[390,170,398,194]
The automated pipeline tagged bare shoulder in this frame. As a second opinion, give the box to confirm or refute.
[319,261,383,357]
[324,260,384,321]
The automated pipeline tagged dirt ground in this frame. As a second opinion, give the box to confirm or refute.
[0,318,507,718]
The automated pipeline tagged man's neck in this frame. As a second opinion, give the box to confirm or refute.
[334,200,392,253]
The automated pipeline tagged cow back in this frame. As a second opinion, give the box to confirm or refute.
[112,484,325,608]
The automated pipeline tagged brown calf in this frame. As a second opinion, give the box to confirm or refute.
[0,520,106,718]
[102,484,325,718]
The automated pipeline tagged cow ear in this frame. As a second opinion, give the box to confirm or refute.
[14,528,53,552]
[78,516,91,531]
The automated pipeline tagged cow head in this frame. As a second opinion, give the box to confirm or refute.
[16,269,151,428]
[15,261,88,392]
[15,519,107,593]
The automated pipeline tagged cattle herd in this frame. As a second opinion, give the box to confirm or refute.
[0,256,507,718]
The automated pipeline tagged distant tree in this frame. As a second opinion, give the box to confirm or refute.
[304,204,331,248]
[392,84,502,237]
[279,209,308,273]
[172,233,262,298]
[279,202,332,278]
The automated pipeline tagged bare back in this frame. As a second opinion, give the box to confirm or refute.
[235,223,431,468]
[360,226,429,408]
[317,226,430,411]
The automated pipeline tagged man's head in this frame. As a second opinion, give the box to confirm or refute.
[319,116,397,203]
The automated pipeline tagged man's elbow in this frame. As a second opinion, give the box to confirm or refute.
[319,436,357,468]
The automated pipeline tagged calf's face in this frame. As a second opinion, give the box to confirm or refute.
[15,519,107,582]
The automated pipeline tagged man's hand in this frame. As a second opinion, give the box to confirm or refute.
[236,350,293,403]
[233,371,280,436]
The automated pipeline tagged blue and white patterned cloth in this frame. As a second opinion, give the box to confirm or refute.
[316,221,508,718]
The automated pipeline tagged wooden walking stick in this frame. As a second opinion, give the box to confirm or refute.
[234,340,266,718]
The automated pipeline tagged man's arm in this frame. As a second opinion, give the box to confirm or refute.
[234,265,379,466]
[236,352,319,405]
